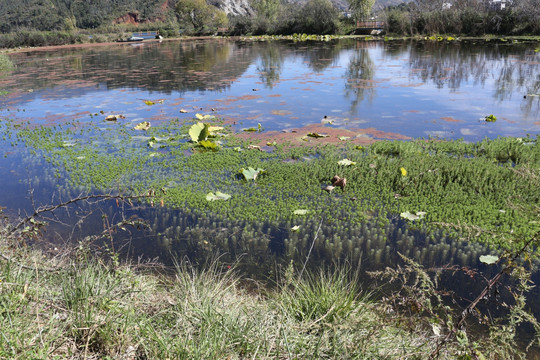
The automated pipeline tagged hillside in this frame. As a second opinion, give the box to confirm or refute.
[0,0,409,32]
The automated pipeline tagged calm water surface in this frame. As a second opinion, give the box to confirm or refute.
[1,38,539,141]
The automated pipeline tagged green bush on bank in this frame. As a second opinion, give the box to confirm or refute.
[0,30,85,49]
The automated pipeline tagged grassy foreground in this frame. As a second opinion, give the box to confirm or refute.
[2,247,537,360]
[0,251,426,359]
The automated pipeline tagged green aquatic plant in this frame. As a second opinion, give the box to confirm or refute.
[8,118,540,255]
[485,114,497,122]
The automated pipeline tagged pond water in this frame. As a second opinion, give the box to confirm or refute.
[0,38,539,323]
[1,38,539,140]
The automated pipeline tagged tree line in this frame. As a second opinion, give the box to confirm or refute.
[384,0,540,35]
[0,0,539,49]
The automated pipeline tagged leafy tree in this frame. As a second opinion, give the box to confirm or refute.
[175,0,228,35]
[295,0,340,34]
[347,0,375,22]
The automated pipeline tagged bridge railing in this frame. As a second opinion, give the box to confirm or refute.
[356,21,385,29]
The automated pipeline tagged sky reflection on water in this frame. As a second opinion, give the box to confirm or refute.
[0,38,538,142]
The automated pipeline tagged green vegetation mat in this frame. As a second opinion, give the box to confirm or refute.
[4,115,539,256]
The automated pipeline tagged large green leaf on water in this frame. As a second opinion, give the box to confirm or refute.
[206,191,231,201]
[479,255,499,264]
[189,122,209,142]
[338,159,356,166]
[199,140,219,150]
[241,167,265,181]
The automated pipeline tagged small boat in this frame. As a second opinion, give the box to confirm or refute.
[117,36,144,43]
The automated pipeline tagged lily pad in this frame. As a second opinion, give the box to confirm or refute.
[338,159,356,166]
[484,114,497,122]
[400,211,426,221]
[479,255,499,264]
[134,121,151,130]
[61,141,76,148]
[199,140,219,150]
[105,114,125,121]
[241,167,265,181]
[196,113,215,120]
[206,191,231,201]
[189,122,209,143]
[243,124,262,132]
[307,132,329,138]
[144,100,164,106]
[208,126,224,134]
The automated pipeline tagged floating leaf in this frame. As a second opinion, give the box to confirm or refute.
[291,225,301,232]
[144,100,156,105]
[479,255,499,264]
[241,167,265,181]
[266,141,277,146]
[105,114,125,121]
[484,114,497,122]
[400,167,407,176]
[400,211,426,221]
[400,211,419,220]
[294,209,309,215]
[247,145,262,151]
[331,175,347,190]
[307,132,329,138]
[189,122,209,142]
[61,141,76,148]
[206,191,231,201]
[134,121,150,130]
[233,147,242,152]
[196,113,215,120]
[243,127,259,132]
[208,126,224,134]
[338,159,356,166]
[199,140,219,150]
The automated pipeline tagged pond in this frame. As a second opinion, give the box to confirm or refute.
[1,38,538,140]
[0,38,539,319]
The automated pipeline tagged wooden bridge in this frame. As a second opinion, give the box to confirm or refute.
[354,21,385,35]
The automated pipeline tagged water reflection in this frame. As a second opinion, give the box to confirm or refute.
[256,42,284,88]
[0,38,538,139]
[344,43,376,113]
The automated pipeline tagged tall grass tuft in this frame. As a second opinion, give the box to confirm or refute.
[0,53,14,73]
[276,264,363,324]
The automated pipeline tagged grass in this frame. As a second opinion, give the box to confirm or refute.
[0,247,462,359]
[1,243,538,359]
[0,53,14,73]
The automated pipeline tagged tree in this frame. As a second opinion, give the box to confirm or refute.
[251,0,283,34]
[298,0,340,34]
[347,0,375,22]
[176,0,228,35]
